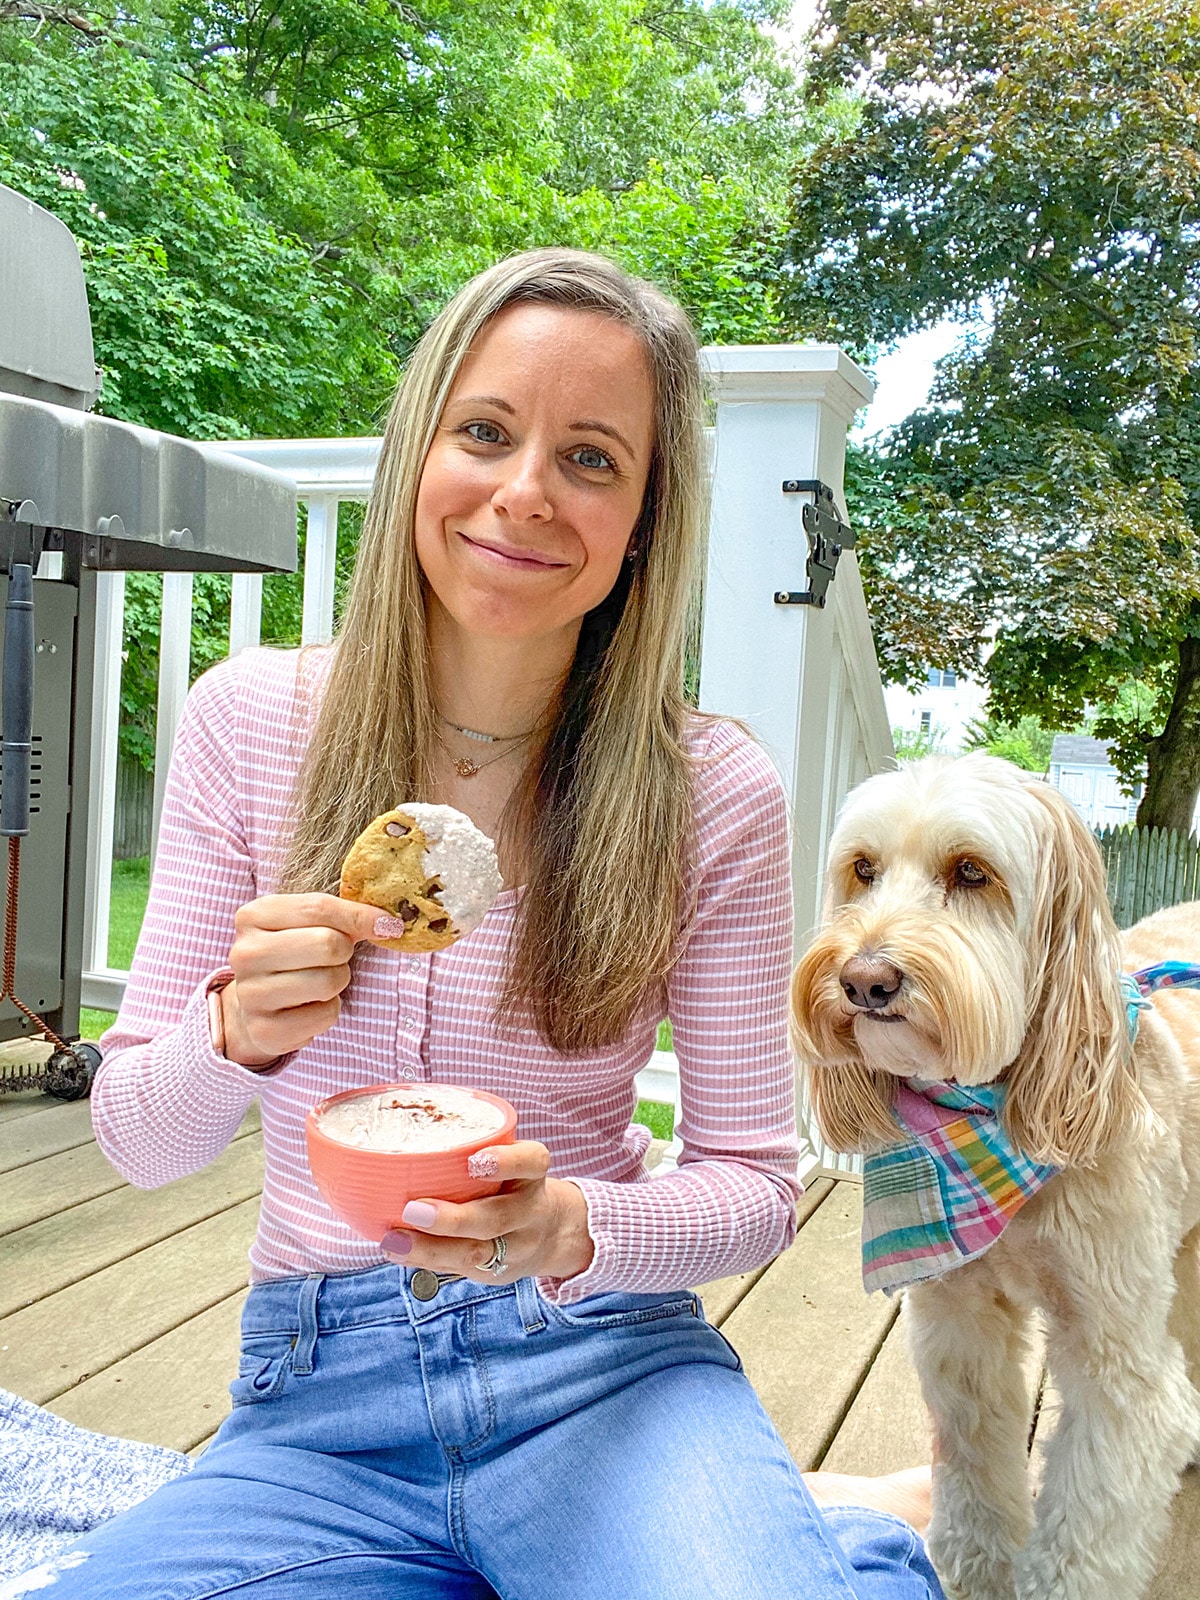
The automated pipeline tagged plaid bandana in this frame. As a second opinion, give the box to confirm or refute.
[859,961,1200,1296]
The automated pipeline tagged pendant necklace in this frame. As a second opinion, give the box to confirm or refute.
[436,713,538,780]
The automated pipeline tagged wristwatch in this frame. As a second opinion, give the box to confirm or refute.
[206,975,234,1056]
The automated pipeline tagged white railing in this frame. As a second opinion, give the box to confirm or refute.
[80,348,891,1179]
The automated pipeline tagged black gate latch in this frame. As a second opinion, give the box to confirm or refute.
[774,480,856,609]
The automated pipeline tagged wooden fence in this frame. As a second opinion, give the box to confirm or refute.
[1096,825,1200,929]
[114,757,153,862]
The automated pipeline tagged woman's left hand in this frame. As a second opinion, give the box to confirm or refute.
[380,1141,594,1283]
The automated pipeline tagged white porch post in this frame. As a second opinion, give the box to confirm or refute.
[698,346,882,947]
[698,345,891,1179]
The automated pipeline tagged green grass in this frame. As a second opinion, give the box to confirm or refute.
[108,856,150,968]
[80,856,680,1149]
[632,1098,675,1140]
[79,856,151,1040]
[633,1021,676,1138]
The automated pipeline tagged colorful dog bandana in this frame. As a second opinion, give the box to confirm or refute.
[860,961,1200,1296]
[860,1079,1058,1295]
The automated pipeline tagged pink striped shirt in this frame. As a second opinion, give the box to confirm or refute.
[92,647,800,1304]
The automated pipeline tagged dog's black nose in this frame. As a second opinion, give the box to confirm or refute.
[840,955,903,1010]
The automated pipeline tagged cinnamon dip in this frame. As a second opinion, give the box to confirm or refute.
[315,1085,506,1153]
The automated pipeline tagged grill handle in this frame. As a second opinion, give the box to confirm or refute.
[1,563,34,838]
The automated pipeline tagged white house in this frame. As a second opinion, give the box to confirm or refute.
[884,667,989,754]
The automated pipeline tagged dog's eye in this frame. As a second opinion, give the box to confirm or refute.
[954,860,988,888]
[853,858,876,883]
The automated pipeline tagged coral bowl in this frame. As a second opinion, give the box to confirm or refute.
[305,1082,517,1244]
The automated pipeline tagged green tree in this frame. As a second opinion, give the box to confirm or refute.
[786,0,1200,829]
[1,0,818,762]
[963,715,1058,775]
[891,723,949,760]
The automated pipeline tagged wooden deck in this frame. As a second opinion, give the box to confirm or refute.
[1,1087,1196,1596]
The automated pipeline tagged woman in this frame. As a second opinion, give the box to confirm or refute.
[60,250,942,1598]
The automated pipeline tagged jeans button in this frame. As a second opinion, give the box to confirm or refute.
[410,1269,440,1302]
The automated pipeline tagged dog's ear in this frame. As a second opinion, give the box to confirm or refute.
[790,948,901,1153]
[1003,779,1143,1167]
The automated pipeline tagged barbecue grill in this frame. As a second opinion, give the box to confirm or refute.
[0,183,297,1096]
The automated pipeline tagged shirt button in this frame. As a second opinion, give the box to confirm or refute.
[401,1067,415,1080]
[406,957,421,974]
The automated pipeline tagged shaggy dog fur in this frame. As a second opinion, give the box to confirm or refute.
[791,754,1200,1600]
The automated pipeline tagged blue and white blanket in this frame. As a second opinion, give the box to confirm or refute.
[0,1388,191,1590]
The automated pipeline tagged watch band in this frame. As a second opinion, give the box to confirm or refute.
[206,977,231,1056]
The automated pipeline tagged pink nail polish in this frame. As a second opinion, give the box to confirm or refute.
[402,1201,438,1229]
[381,1230,412,1258]
[468,1151,500,1179]
[373,914,409,940]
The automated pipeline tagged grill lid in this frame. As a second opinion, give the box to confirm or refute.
[0,185,99,412]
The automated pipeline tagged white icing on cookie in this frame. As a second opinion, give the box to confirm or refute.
[400,802,503,936]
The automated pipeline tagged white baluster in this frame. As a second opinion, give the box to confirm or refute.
[229,572,263,655]
[151,572,194,863]
[301,496,339,646]
[81,570,125,1001]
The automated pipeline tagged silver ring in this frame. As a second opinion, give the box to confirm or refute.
[482,1235,508,1277]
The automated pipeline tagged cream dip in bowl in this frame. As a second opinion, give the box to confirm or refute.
[306,1082,517,1244]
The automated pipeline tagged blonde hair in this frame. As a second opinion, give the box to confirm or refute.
[278,249,709,1052]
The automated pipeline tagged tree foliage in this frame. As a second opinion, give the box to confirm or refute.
[963,714,1058,774]
[1,0,816,762]
[787,0,1200,827]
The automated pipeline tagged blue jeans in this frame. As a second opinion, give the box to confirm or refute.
[42,1266,943,1599]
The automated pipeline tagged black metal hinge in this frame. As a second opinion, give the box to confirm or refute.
[774,480,856,609]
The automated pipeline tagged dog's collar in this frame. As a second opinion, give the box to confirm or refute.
[1124,962,1200,1041]
[860,962,1200,1297]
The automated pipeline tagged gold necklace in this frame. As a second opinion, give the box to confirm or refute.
[438,729,537,780]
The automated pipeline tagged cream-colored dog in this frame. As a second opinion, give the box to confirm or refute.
[791,754,1200,1600]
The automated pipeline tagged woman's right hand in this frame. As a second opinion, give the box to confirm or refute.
[218,894,385,1069]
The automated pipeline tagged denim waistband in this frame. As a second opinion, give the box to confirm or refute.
[241,1263,546,1340]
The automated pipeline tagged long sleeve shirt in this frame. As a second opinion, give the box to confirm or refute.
[91,646,801,1304]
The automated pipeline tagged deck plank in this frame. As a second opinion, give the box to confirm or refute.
[0,1100,95,1172]
[0,1084,59,1125]
[51,1291,249,1455]
[696,1178,835,1327]
[0,1133,263,1317]
[0,1103,261,1241]
[0,1198,259,1405]
[0,1141,130,1236]
[721,1180,895,1471]
[820,1304,931,1473]
[1151,1473,1200,1600]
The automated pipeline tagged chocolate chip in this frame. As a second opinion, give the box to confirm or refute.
[384,821,410,837]
[426,878,444,902]
[428,917,450,932]
[396,900,419,923]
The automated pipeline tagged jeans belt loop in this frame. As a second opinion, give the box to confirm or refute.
[292,1273,325,1374]
[514,1273,546,1335]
